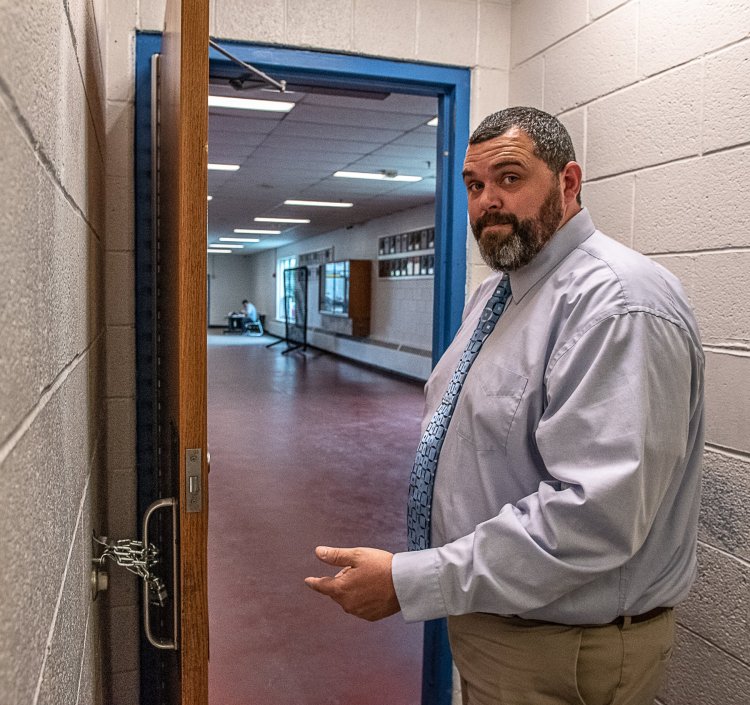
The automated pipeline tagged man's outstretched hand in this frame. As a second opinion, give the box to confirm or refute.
[304,546,401,621]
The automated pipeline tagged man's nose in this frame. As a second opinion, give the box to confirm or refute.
[478,184,502,211]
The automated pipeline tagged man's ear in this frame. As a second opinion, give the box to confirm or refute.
[560,161,582,207]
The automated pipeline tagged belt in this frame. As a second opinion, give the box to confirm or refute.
[610,606,671,626]
[505,606,671,628]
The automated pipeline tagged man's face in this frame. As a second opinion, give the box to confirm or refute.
[463,128,564,271]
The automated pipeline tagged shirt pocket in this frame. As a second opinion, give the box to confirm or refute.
[455,360,528,453]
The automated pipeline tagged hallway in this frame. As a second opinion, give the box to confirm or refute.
[207,334,425,705]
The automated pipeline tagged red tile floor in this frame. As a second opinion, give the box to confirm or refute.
[207,334,424,705]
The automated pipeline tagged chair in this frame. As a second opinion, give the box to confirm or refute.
[242,314,264,336]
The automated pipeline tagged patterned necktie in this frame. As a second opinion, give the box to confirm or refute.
[407,274,512,550]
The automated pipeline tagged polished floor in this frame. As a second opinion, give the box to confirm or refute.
[207,333,424,705]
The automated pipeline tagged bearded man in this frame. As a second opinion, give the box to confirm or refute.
[306,107,705,705]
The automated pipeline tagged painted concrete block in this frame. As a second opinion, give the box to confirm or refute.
[634,148,750,254]
[105,0,136,103]
[638,0,750,79]
[679,543,750,664]
[353,0,417,59]
[137,0,166,31]
[510,0,588,66]
[703,40,750,154]
[544,3,637,115]
[286,0,353,51]
[35,519,90,705]
[105,174,135,252]
[704,352,750,454]
[587,62,702,179]
[699,449,750,563]
[105,100,134,180]
[111,669,140,705]
[106,326,136,399]
[0,109,51,440]
[557,106,585,171]
[661,624,750,705]
[76,609,104,705]
[589,0,629,20]
[417,0,478,67]
[105,250,135,327]
[508,56,543,109]
[213,0,285,43]
[106,396,137,469]
[583,173,634,247]
[107,605,140,674]
[0,361,98,705]
[477,1,511,70]
[0,1,64,166]
[470,67,509,130]
[651,252,750,346]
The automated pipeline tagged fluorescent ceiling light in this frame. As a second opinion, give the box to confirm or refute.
[220,237,260,243]
[233,228,281,235]
[427,117,438,126]
[208,163,240,171]
[207,195,213,201]
[209,243,243,248]
[208,249,233,254]
[284,200,353,208]
[254,217,311,224]
[208,95,295,112]
[334,170,422,182]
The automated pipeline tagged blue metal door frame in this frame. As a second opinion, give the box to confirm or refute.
[135,32,470,705]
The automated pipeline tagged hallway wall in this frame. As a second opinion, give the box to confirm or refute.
[0,1,107,703]
[508,1,750,703]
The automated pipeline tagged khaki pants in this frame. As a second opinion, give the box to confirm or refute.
[448,609,675,705]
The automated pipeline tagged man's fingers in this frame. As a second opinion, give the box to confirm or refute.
[314,545,357,568]
[304,576,336,595]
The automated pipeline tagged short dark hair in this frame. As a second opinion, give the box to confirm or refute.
[470,107,580,203]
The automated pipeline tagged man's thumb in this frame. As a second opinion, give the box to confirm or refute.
[315,545,355,567]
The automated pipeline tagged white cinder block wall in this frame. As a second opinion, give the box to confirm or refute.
[509,1,750,702]
[0,0,107,704]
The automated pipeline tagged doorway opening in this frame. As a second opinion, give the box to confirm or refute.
[135,34,470,705]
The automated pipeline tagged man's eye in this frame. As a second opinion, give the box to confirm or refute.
[502,174,519,184]
[467,182,483,192]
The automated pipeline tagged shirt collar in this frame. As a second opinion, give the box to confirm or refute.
[508,207,596,303]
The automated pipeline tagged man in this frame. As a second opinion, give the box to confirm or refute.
[305,107,704,705]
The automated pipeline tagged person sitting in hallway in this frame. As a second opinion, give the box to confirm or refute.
[241,299,263,336]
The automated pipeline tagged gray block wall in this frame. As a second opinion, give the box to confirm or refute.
[509,1,750,702]
[0,0,107,704]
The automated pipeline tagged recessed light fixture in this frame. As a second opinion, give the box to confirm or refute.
[334,170,422,182]
[208,249,233,254]
[208,163,240,171]
[220,237,260,243]
[207,195,213,201]
[284,200,353,208]
[208,95,295,112]
[254,217,311,224]
[233,228,281,235]
[427,117,438,126]
[209,243,243,248]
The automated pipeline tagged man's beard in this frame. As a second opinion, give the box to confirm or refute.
[471,184,563,271]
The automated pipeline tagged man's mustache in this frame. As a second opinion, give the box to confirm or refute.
[473,211,519,236]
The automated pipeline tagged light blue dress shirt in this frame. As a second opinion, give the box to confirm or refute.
[392,208,705,624]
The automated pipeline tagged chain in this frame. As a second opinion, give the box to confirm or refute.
[94,536,168,606]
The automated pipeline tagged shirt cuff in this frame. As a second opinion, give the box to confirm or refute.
[392,549,448,622]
